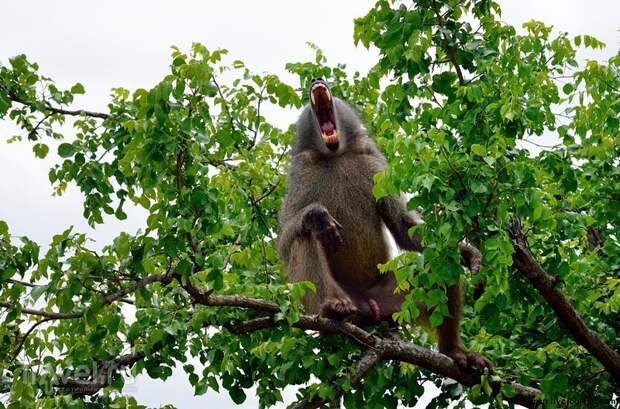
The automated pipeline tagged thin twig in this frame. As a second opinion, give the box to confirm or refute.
[11,317,55,361]
[292,349,383,409]
[432,0,465,84]
[6,90,109,120]
[251,85,266,147]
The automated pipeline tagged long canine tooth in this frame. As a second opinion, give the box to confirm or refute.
[326,91,331,101]
[322,130,339,145]
[310,92,315,105]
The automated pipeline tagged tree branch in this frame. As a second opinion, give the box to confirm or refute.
[6,278,39,288]
[184,284,542,407]
[205,157,239,170]
[431,0,465,84]
[11,317,55,360]
[509,218,620,385]
[291,349,383,409]
[0,301,82,320]
[250,85,266,147]
[11,269,543,406]
[102,271,172,304]
[0,271,172,321]
[6,91,110,120]
[53,348,152,395]
[225,315,275,334]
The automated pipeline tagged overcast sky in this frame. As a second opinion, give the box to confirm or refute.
[0,1,618,408]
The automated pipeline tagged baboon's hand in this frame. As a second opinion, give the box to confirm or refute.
[302,206,343,250]
[459,242,482,274]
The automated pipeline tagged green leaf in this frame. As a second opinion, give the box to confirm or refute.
[429,308,444,327]
[30,285,47,302]
[33,143,49,158]
[471,144,486,156]
[57,143,76,158]
[70,83,85,94]
[229,387,246,404]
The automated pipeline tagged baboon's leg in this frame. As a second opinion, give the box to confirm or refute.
[287,236,357,319]
[436,280,492,370]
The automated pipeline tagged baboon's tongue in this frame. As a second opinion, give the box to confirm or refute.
[321,120,335,136]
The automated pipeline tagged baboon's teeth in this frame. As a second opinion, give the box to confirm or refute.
[322,130,340,146]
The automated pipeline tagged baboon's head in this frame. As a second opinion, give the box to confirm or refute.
[295,79,366,155]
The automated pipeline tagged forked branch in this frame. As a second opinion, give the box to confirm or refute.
[509,218,620,385]
[2,270,542,406]
[291,349,383,409]
[184,281,542,408]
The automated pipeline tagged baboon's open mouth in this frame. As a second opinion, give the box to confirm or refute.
[310,80,339,151]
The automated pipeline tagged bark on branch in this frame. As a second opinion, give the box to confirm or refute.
[6,91,110,120]
[185,282,542,407]
[0,271,172,321]
[431,0,465,84]
[509,218,620,385]
[291,349,383,409]
[3,270,542,406]
[53,348,152,395]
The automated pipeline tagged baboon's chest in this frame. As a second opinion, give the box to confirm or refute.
[308,158,376,219]
[309,158,389,288]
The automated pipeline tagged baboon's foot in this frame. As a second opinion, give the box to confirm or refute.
[320,296,357,320]
[443,346,493,372]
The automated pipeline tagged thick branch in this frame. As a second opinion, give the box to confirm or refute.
[226,316,275,334]
[381,338,540,408]
[186,286,541,407]
[509,218,620,385]
[6,269,542,405]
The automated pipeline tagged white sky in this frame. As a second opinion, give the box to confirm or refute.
[0,1,618,408]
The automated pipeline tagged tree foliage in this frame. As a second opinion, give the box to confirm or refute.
[1,1,619,408]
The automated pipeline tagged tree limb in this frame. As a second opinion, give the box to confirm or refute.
[0,301,82,320]
[6,90,110,120]
[0,270,172,321]
[184,285,542,407]
[225,315,275,334]
[11,317,55,360]
[509,218,620,385]
[431,0,465,84]
[9,270,544,406]
[291,349,383,409]
[53,348,150,395]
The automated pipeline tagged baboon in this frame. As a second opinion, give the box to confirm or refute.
[278,79,491,369]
